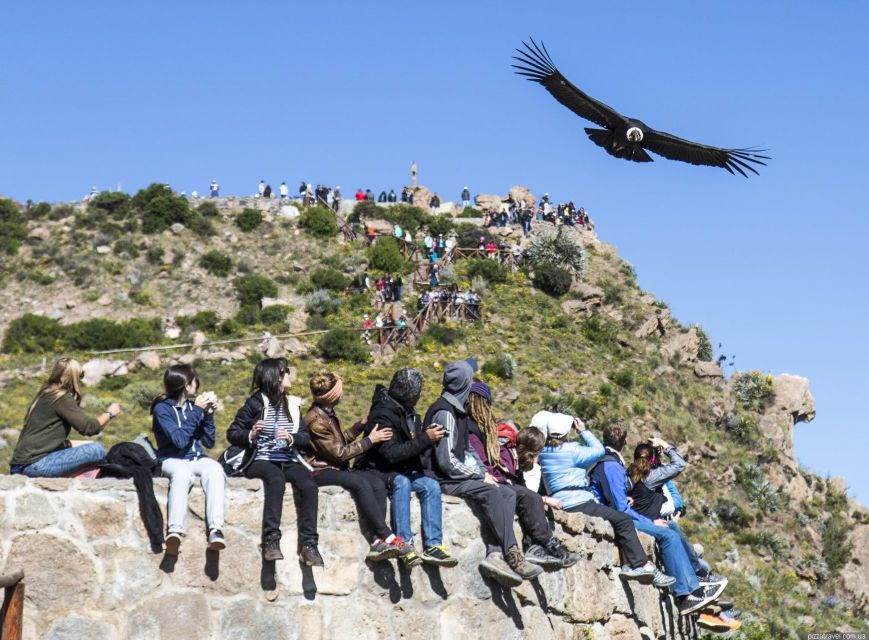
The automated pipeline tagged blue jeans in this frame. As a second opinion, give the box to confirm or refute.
[634,519,699,597]
[390,472,443,548]
[15,443,105,478]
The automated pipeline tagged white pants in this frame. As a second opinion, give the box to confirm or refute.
[161,457,226,534]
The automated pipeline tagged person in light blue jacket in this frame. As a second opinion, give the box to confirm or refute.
[529,411,669,584]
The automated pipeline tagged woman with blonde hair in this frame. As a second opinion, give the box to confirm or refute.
[10,357,120,477]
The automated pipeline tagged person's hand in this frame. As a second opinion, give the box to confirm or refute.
[250,420,265,439]
[194,393,211,409]
[276,428,292,443]
[483,473,498,486]
[106,402,122,417]
[654,518,669,527]
[425,424,445,442]
[542,496,564,510]
[573,417,586,432]
[369,424,393,444]
[626,496,634,507]
[649,437,670,449]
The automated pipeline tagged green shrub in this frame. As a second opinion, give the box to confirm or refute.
[427,214,454,237]
[98,375,131,391]
[89,191,131,219]
[350,200,381,223]
[456,223,493,248]
[482,353,517,380]
[219,318,244,336]
[188,215,216,237]
[306,314,329,331]
[458,207,483,218]
[260,305,291,327]
[197,201,219,218]
[424,322,461,346]
[612,369,635,390]
[466,259,507,285]
[65,318,162,351]
[318,328,369,363]
[305,290,341,316]
[694,325,713,361]
[581,314,620,347]
[2,314,66,353]
[715,501,753,532]
[527,228,586,275]
[367,236,408,273]
[113,239,140,259]
[132,183,174,210]
[234,274,278,307]
[822,514,854,575]
[600,278,626,304]
[379,204,430,235]
[146,246,165,265]
[234,305,261,325]
[27,202,52,219]
[199,250,233,277]
[176,310,220,333]
[0,198,27,255]
[733,371,775,410]
[533,263,572,296]
[49,204,75,221]
[737,531,790,560]
[724,412,758,444]
[311,268,349,292]
[298,205,338,238]
[122,381,163,410]
[235,208,263,232]
[735,464,787,514]
[27,268,55,285]
[141,194,192,234]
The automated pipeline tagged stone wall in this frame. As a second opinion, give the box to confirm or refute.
[0,476,695,640]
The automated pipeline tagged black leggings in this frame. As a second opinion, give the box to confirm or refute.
[313,468,391,541]
[505,483,553,547]
[566,500,648,568]
[245,460,319,545]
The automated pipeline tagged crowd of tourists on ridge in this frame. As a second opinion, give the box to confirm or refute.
[8,356,741,631]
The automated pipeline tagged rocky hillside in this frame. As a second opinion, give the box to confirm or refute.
[0,189,866,637]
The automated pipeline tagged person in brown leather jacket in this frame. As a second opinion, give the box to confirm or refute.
[304,371,409,562]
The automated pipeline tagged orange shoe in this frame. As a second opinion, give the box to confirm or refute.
[697,613,742,633]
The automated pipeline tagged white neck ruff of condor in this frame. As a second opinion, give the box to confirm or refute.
[626,127,644,143]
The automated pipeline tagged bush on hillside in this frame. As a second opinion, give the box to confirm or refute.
[380,204,430,235]
[219,318,244,336]
[196,201,219,218]
[132,183,174,210]
[89,191,132,219]
[0,198,27,255]
[427,214,454,237]
[188,215,216,237]
[695,325,713,361]
[527,228,586,275]
[350,200,381,223]
[533,262,572,296]
[234,305,261,325]
[305,290,340,316]
[65,318,162,351]
[318,328,369,363]
[199,250,233,277]
[822,514,854,575]
[733,371,775,410]
[234,274,278,308]
[367,236,409,273]
[482,353,517,380]
[423,322,462,346]
[298,205,339,238]
[2,314,66,353]
[235,208,263,232]
[26,202,52,219]
[458,206,483,218]
[260,304,291,328]
[311,268,349,292]
[455,223,494,248]
[113,239,140,259]
[176,310,220,333]
[466,259,507,285]
[581,314,620,347]
[146,246,165,265]
[141,194,192,234]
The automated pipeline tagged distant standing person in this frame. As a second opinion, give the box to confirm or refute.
[210,180,219,198]
[388,189,397,203]
[333,185,342,211]
[10,357,119,477]
[258,180,266,197]
[429,194,441,209]
[298,181,307,200]
[410,161,418,186]
[263,184,272,199]
[279,182,289,199]
[461,187,470,208]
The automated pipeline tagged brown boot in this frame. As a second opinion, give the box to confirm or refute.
[505,545,543,580]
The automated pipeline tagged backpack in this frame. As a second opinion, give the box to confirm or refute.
[219,445,255,477]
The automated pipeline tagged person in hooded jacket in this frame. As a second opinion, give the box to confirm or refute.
[227,358,322,566]
[422,359,542,587]
[356,368,458,569]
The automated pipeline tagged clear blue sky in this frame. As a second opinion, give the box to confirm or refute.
[2,2,867,503]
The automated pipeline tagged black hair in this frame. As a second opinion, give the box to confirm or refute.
[150,364,199,414]
[251,357,290,419]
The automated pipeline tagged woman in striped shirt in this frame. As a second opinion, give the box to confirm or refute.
[227,358,323,566]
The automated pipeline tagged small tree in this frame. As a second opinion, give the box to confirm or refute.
[466,259,507,284]
[141,194,192,234]
[367,236,408,273]
[311,268,349,292]
[196,201,220,218]
[0,198,26,255]
[427,214,454,237]
[235,208,263,232]
[533,263,572,296]
[200,250,233,277]
[234,274,278,307]
[89,191,131,219]
[299,205,339,238]
[318,328,369,363]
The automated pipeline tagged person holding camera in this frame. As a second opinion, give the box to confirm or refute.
[11,357,119,477]
[226,358,322,565]
[151,364,225,555]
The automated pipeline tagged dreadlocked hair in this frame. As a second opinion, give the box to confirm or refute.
[467,392,507,471]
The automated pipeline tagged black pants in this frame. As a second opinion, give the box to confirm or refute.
[506,483,552,547]
[566,501,648,568]
[441,479,517,555]
[313,468,391,541]
[245,460,319,545]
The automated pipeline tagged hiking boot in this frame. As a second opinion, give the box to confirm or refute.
[299,543,324,567]
[422,544,459,568]
[207,529,226,551]
[262,536,284,562]
[525,544,563,569]
[479,552,523,587]
[366,536,404,562]
[677,586,719,616]
[505,545,543,580]
[164,531,183,556]
[697,613,741,632]
[402,547,424,569]
[652,568,677,589]
[619,561,656,582]
[545,537,578,569]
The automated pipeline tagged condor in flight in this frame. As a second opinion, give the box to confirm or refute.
[513,39,769,177]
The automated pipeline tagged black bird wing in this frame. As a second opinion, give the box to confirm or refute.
[512,39,626,130]
[642,128,769,177]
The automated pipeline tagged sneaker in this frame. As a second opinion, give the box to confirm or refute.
[698,574,728,602]
[402,548,423,569]
[619,562,656,582]
[721,608,742,619]
[366,536,404,562]
[262,536,284,562]
[479,552,523,587]
[677,586,718,616]
[545,537,579,569]
[164,531,183,556]
[652,568,677,589]
[422,544,459,568]
[697,613,741,632]
[505,545,543,580]
[299,543,324,567]
[208,529,226,551]
[525,544,563,569]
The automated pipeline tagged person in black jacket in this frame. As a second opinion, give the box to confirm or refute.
[227,358,323,566]
[357,368,458,569]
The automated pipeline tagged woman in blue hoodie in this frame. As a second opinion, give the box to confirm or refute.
[151,364,225,556]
